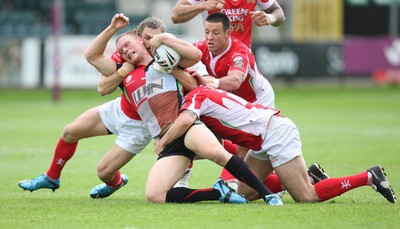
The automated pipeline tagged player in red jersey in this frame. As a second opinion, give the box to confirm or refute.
[187,12,328,192]
[195,12,274,105]
[171,0,285,186]
[155,85,397,204]
[192,11,275,187]
[85,13,284,205]
[171,0,285,48]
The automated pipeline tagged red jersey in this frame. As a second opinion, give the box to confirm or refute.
[187,0,275,47]
[182,86,279,150]
[193,37,273,105]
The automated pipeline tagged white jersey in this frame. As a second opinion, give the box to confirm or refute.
[126,64,182,138]
[182,86,278,151]
[181,86,302,167]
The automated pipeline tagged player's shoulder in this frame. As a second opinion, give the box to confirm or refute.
[230,37,251,53]
[193,40,206,48]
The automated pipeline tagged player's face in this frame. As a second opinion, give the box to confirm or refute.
[141,27,164,54]
[204,21,230,55]
[116,34,144,64]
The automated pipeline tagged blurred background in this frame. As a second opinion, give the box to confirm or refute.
[0,0,399,89]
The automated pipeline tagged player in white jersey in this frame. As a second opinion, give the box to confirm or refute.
[18,14,154,197]
[154,86,397,204]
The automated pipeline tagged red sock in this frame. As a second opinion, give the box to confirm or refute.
[105,170,123,188]
[46,138,78,180]
[220,140,238,181]
[263,173,284,193]
[314,171,369,201]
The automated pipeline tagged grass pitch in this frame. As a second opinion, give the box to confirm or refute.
[0,85,399,228]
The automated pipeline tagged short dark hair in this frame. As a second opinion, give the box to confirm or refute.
[205,12,231,32]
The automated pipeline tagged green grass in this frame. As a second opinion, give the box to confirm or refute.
[0,86,399,228]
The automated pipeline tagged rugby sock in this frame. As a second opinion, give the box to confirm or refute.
[105,170,123,188]
[219,140,238,181]
[46,138,78,180]
[223,140,238,156]
[166,187,219,203]
[224,155,273,197]
[314,171,368,201]
[263,173,284,193]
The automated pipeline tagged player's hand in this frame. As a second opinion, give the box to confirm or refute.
[110,13,129,30]
[188,69,208,86]
[201,0,225,11]
[153,138,165,155]
[250,11,276,26]
[149,33,177,55]
[121,62,134,73]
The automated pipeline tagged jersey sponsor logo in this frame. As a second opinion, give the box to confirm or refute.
[131,78,164,105]
[233,56,244,67]
[248,0,256,3]
[221,8,249,22]
[126,75,133,83]
[220,8,248,32]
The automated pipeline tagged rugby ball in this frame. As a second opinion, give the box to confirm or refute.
[154,44,181,72]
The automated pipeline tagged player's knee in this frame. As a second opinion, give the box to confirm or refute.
[205,147,228,166]
[290,191,318,203]
[62,123,79,142]
[145,189,165,203]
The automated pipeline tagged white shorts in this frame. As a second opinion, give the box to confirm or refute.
[248,115,302,168]
[98,97,152,154]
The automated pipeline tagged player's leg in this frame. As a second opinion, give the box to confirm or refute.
[148,133,247,204]
[309,164,396,203]
[273,155,318,202]
[218,140,239,190]
[146,155,192,203]
[184,124,282,205]
[47,107,108,178]
[18,106,108,192]
[90,144,135,198]
[236,153,274,200]
[260,116,395,203]
[90,113,152,198]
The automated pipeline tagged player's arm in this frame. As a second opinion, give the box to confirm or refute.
[250,1,285,27]
[84,13,129,75]
[263,1,285,26]
[154,110,198,155]
[205,70,244,91]
[98,62,134,96]
[150,33,202,69]
[205,51,247,91]
[170,68,199,92]
[171,0,224,24]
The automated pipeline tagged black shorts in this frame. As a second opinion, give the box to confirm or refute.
[157,121,202,162]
